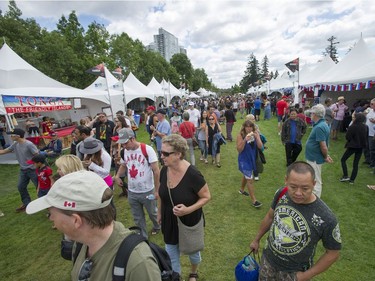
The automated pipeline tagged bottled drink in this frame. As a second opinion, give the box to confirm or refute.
[146,194,156,200]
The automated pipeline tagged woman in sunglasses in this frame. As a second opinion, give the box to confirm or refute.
[158,134,211,281]
[205,115,223,167]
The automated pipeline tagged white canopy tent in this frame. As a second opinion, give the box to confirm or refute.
[188,92,200,99]
[147,77,164,98]
[160,79,183,105]
[299,56,336,86]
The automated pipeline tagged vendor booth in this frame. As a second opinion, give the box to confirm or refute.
[0,42,110,149]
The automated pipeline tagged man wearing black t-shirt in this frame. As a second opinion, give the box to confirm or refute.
[250,161,341,281]
[91,112,115,154]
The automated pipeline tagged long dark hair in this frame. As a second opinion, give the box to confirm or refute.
[240,120,256,138]
[201,110,209,126]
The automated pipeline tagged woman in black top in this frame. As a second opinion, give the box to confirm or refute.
[340,113,369,184]
[158,134,211,281]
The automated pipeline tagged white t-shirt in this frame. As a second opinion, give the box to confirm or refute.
[187,108,201,128]
[120,144,158,193]
[87,148,112,179]
[366,109,375,137]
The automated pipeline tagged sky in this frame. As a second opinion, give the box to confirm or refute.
[1,0,375,89]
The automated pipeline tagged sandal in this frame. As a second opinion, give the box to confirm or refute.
[188,273,199,281]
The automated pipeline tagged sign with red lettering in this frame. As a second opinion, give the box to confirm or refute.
[1,95,72,113]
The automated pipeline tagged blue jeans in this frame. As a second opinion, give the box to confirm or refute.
[127,190,160,239]
[18,168,38,206]
[165,244,201,274]
[198,140,208,159]
[37,188,49,198]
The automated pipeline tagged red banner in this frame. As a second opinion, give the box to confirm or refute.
[2,95,72,113]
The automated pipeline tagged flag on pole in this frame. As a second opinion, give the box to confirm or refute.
[86,63,105,77]
[112,66,123,77]
[285,58,299,73]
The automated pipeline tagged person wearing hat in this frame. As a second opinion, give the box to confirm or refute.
[187,101,201,132]
[114,128,161,238]
[27,154,53,198]
[146,105,158,139]
[0,128,39,212]
[39,132,62,158]
[79,137,113,188]
[329,96,349,140]
[305,104,333,198]
[151,109,171,162]
[89,112,115,154]
[26,170,161,281]
[276,95,289,136]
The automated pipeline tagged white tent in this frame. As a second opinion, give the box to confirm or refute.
[0,43,109,111]
[188,92,200,99]
[160,79,183,105]
[299,56,336,86]
[123,72,155,103]
[147,77,164,98]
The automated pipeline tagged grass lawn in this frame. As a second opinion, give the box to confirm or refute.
[0,115,374,281]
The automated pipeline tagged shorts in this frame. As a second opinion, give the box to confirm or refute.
[277,114,284,122]
[254,109,261,116]
[331,119,342,130]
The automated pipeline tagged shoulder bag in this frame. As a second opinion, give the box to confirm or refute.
[183,122,198,147]
[167,180,204,255]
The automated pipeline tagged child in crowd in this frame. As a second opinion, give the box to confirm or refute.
[27,154,53,198]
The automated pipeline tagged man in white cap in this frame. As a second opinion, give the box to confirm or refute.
[26,170,161,281]
[329,96,348,140]
[114,128,161,238]
[187,101,201,132]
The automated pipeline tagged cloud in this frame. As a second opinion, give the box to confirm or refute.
[1,0,374,88]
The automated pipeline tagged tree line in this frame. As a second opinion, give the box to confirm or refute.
[0,1,216,93]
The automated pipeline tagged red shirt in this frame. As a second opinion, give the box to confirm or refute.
[276,100,288,116]
[36,165,52,190]
[179,121,196,139]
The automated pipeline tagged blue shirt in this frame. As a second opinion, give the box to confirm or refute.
[155,119,171,151]
[254,99,262,110]
[305,119,330,164]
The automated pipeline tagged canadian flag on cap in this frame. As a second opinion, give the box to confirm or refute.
[64,201,76,208]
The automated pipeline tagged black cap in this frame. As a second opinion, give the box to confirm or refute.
[26,154,46,165]
[156,109,166,115]
[6,128,25,138]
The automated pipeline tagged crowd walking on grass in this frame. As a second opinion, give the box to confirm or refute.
[2,93,375,280]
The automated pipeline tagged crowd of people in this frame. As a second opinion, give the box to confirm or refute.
[1,93,374,281]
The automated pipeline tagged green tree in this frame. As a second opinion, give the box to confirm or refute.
[239,53,260,93]
[85,21,110,61]
[170,53,194,88]
[191,68,210,91]
[260,55,270,82]
[323,36,339,63]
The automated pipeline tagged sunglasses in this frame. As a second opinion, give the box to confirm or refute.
[78,259,93,281]
[161,151,176,157]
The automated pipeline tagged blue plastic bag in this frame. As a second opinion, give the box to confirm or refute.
[235,252,260,281]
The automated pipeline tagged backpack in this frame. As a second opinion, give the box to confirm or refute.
[70,231,181,281]
[171,121,179,134]
[113,232,180,281]
[120,143,149,165]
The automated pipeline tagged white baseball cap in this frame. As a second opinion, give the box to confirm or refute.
[188,101,194,106]
[26,170,112,214]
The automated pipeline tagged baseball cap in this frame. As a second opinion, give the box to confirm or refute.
[116,128,135,144]
[146,105,156,111]
[156,109,166,115]
[188,101,194,106]
[26,170,112,214]
[26,154,46,165]
[51,132,58,137]
[6,128,25,138]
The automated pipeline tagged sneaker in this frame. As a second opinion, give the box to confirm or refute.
[200,156,204,161]
[349,180,354,185]
[151,228,160,235]
[252,201,263,208]
[0,211,4,217]
[238,190,249,196]
[254,176,259,181]
[339,177,350,182]
[204,159,208,164]
[15,204,26,212]
[216,163,221,168]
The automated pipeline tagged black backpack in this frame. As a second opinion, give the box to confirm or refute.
[69,231,180,281]
[113,233,180,281]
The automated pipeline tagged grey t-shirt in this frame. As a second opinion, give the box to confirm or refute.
[263,187,342,272]
[8,140,39,170]
[325,106,334,125]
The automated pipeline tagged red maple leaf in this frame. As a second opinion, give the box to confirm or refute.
[129,164,138,179]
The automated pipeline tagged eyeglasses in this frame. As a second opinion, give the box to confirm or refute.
[78,259,93,281]
[161,151,176,157]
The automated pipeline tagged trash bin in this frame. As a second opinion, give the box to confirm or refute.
[134,114,140,126]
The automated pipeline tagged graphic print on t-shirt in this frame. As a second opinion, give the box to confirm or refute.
[269,206,311,256]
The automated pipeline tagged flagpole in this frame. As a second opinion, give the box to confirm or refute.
[103,65,114,118]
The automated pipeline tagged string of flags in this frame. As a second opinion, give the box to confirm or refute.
[299,80,375,92]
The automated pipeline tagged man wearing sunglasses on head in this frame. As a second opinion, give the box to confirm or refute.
[26,170,161,281]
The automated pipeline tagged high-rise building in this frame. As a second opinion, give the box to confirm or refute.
[147,28,186,62]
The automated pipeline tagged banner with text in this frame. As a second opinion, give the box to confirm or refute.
[1,95,72,113]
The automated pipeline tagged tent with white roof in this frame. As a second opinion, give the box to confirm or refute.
[160,79,183,105]
[147,77,164,98]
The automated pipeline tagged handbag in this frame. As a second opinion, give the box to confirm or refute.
[183,122,198,147]
[167,182,205,255]
[234,251,260,281]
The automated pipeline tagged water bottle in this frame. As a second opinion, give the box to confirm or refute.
[146,194,156,200]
